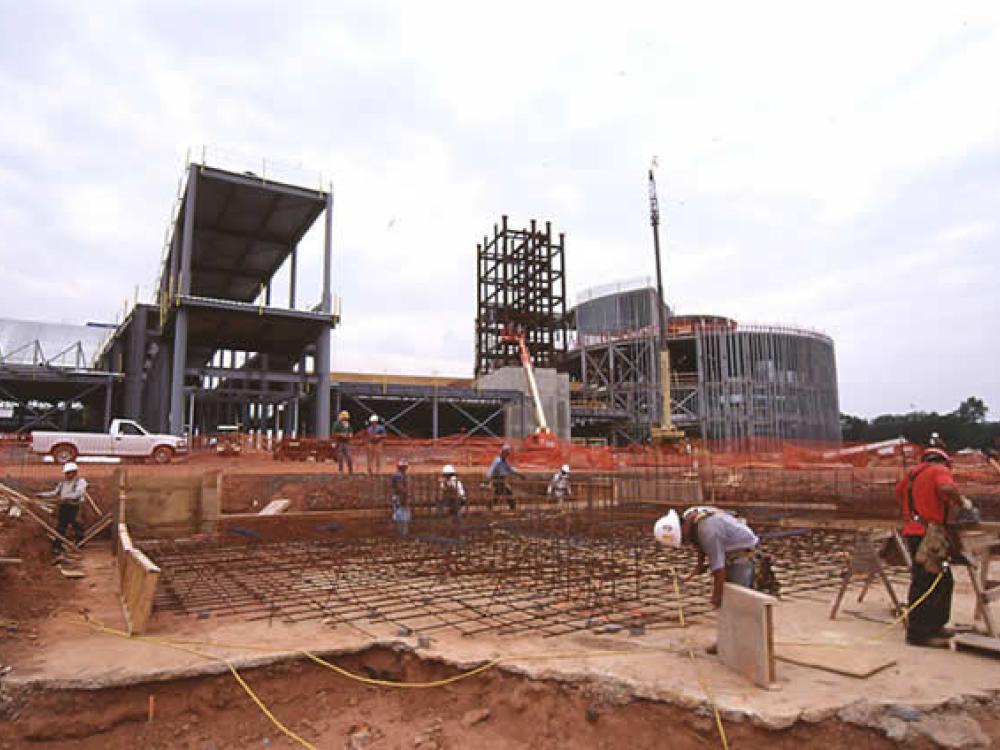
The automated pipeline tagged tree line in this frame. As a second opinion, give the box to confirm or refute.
[841,397,1000,452]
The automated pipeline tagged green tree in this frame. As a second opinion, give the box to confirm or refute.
[956,397,988,424]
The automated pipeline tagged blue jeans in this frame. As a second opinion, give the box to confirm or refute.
[725,556,755,589]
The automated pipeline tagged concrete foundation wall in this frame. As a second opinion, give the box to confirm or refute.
[476,367,570,440]
[118,469,220,538]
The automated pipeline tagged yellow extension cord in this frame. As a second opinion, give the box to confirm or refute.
[64,571,944,750]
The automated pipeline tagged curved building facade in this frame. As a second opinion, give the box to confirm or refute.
[667,316,840,443]
[565,283,841,444]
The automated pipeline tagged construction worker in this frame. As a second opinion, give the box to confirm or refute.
[654,506,759,608]
[547,464,572,503]
[437,464,466,523]
[37,462,87,555]
[390,458,410,535]
[486,444,523,511]
[365,415,387,475]
[332,410,354,474]
[896,447,974,647]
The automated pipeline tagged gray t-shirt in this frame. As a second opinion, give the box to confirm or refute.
[695,513,758,572]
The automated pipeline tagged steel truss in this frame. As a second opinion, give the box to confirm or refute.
[475,215,567,378]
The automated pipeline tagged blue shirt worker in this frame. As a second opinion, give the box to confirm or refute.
[486,444,523,511]
[37,462,87,555]
[390,458,410,535]
[654,507,759,608]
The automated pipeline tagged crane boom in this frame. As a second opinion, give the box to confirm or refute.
[500,326,550,435]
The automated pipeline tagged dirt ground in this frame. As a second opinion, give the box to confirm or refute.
[9,645,997,750]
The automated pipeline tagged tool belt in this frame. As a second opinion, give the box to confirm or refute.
[915,522,950,575]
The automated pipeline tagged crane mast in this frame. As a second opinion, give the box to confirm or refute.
[648,166,684,444]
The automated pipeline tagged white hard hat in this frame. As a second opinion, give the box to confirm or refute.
[654,510,682,547]
[369,415,379,423]
[560,464,570,474]
[442,464,456,475]
[63,462,79,474]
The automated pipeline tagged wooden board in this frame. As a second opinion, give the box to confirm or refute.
[58,566,86,579]
[776,645,895,678]
[717,583,777,688]
[259,499,291,516]
[953,633,1000,658]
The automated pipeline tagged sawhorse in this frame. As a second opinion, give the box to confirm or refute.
[829,530,907,620]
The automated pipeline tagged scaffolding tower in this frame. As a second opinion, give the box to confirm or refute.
[475,216,567,378]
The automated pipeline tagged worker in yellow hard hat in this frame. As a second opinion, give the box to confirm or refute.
[332,410,354,474]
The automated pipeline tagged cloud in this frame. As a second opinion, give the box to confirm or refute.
[1,1,999,419]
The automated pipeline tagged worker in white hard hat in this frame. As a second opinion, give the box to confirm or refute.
[332,410,354,474]
[486,444,523,512]
[365,414,387,475]
[37,462,88,556]
[547,464,572,504]
[654,506,759,608]
[437,464,466,523]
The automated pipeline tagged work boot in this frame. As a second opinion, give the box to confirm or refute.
[906,635,951,648]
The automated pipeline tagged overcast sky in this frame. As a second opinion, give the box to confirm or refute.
[1,1,998,418]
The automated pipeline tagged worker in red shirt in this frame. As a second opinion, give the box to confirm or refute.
[895,447,972,647]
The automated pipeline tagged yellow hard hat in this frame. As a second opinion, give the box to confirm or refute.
[339,410,349,420]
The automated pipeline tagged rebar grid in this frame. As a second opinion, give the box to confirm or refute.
[143,514,871,638]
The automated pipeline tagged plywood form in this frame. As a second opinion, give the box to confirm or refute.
[717,583,777,688]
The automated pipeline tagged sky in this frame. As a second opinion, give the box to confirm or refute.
[0,1,998,419]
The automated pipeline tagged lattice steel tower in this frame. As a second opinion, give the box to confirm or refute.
[475,216,567,378]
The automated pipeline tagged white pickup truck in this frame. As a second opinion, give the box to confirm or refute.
[31,419,188,464]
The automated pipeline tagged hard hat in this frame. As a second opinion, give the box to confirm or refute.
[62,462,79,474]
[654,510,682,547]
[501,443,512,454]
[442,464,456,475]
[560,464,570,474]
[369,415,379,423]
[339,410,349,420]
[921,448,950,464]
[397,458,409,467]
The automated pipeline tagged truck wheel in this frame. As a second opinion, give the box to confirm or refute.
[151,446,174,465]
[51,444,78,464]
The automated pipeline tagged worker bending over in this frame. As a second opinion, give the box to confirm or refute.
[390,458,410,535]
[655,506,759,608]
[37,462,87,555]
[365,415,386,475]
[547,464,572,503]
[896,447,974,647]
[437,464,466,523]
[486,444,523,511]
[332,410,354,474]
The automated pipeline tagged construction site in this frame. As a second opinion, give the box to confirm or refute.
[1,154,1000,750]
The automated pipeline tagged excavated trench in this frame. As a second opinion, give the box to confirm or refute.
[3,644,987,749]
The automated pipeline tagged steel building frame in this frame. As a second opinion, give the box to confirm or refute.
[475,216,567,377]
[99,162,340,438]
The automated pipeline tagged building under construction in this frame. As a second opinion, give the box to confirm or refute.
[0,161,839,446]
[563,280,840,445]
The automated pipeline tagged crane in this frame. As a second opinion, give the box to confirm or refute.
[499,325,555,447]
[648,165,686,446]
